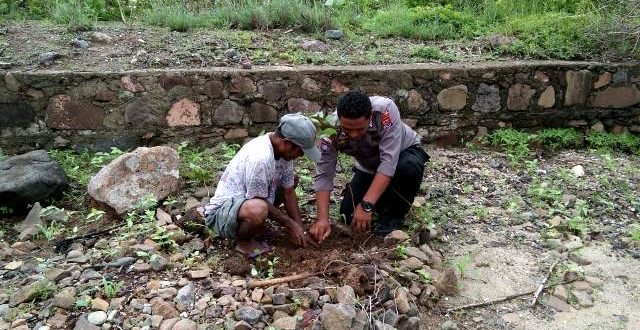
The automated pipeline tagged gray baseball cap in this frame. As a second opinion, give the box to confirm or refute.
[278,113,321,162]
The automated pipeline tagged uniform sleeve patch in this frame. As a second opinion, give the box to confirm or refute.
[381,109,395,130]
[319,137,332,153]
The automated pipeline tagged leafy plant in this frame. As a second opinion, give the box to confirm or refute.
[473,206,490,220]
[415,268,432,283]
[0,206,14,215]
[151,226,178,250]
[488,128,534,164]
[102,278,123,298]
[267,256,280,279]
[75,297,91,308]
[528,180,563,205]
[452,253,472,279]
[90,147,124,167]
[86,208,106,222]
[410,45,456,62]
[309,111,338,138]
[630,225,640,242]
[37,220,65,241]
[537,128,583,151]
[395,243,409,259]
[407,202,435,234]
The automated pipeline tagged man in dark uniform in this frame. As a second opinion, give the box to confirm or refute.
[309,90,429,244]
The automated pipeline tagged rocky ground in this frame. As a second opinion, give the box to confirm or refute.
[1,146,639,330]
[0,21,523,72]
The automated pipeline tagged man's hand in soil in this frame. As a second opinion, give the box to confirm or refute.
[310,219,331,244]
[287,220,307,247]
[351,204,372,233]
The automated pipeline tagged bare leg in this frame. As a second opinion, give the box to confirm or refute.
[235,199,271,257]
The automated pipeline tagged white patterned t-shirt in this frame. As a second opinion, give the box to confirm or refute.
[204,134,295,216]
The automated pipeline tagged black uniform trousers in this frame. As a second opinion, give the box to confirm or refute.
[339,145,429,233]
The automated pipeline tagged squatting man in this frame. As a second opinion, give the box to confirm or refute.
[203,91,428,256]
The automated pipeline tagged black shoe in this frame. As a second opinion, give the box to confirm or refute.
[372,218,404,236]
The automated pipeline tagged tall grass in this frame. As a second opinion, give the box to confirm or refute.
[208,0,332,33]
[1,0,637,60]
[144,3,211,32]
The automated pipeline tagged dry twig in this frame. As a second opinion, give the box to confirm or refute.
[447,279,577,312]
[531,260,560,307]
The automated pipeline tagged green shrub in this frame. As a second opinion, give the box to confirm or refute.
[366,4,481,40]
[494,12,590,59]
[144,3,210,32]
[410,45,456,62]
[208,0,332,33]
[586,131,640,154]
[488,128,534,163]
[537,128,584,151]
[52,0,98,30]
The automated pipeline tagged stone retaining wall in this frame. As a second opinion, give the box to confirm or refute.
[1,61,640,153]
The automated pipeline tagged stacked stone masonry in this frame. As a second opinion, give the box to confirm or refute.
[1,62,640,153]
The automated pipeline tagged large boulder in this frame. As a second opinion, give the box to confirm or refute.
[88,146,180,214]
[0,150,68,209]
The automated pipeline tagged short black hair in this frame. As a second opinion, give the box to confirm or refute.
[337,90,372,119]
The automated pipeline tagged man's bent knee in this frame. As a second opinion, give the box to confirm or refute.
[238,198,269,226]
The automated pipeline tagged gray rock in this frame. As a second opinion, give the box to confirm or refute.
[89,32,113,44]
[233,320,252,330]
[11,280,53,306]
[52,287,76,309]
[394,290,411,314]
[552,285,569,302]
[38,52,61,63]
[159,318,180,330]
[375,320,398,330]
[172,319,197,330]
[151,299,180,319]
[572,290,594,307]
[224,48,240,60]
[384,230,410,246]
[87,311,107,325]
[72,38,90,49]
[546,296,573,312]
[104,257,135,268]
[569,253,591,266]
[0,304,9,318]
[272,292,287,305]
[324,30,343,39]
[80,268,103,281]
[441,320,458,330]
[291,289,319,309]
[175,283,194,310]
[0,61,13,69]
[380,309,399,326]
[150,255,169,271]
[0,150,68,209]
[472,83,501,113]
[74,314,101,330]
[300,40,329,52]
[18,202,43,240]
[405,247,429,263]
[336,285,357,305]
[262,303,297,315]
[613,70,628,83]
[234,307,262,325]
[398,257,423,270]
[87,146,180,215]
[321,303,356,330]
[399,317,420,330]
[67,250,87,263]
[272,316,298,330]
[434,268,459,296]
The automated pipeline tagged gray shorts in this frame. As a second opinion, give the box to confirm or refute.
[204,196,247,239]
